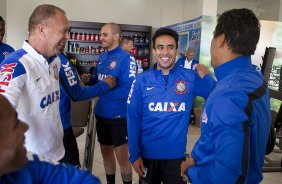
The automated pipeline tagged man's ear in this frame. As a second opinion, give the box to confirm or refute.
[114,33,120,41]
[152,48,156,56]
[217,34,226,48]
[38,23,47,38]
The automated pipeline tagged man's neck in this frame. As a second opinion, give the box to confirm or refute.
[106,42,119,51]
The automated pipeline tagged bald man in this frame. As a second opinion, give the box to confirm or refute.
[90,23,137,184]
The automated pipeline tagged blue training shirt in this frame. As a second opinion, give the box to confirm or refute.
[189,56,271,184]
[0,42,14,64]
[0,153,101,183]
[58,53,110,129]
[93,46,137,119]
[127,65,215,162]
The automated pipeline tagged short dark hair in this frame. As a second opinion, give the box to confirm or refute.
[152,28,179,49]
[28,4,65,35]
[120,36,133,45]
[0,16,4,22]
[214,8,260,55]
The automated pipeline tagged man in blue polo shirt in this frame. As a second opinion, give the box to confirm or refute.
[0,16,14,63]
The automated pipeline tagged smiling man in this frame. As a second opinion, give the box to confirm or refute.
[0,4,69,161]
[90,23,136,184]
[127,28,215,184]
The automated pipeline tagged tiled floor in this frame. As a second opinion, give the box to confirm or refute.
[77,125,282,184]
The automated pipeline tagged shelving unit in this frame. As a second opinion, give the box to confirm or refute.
[65,21,152,74]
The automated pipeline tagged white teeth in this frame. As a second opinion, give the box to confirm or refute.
[161,57,169,61]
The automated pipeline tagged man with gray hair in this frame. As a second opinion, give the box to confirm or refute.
[175,47,199,70]
[0,4,69,161]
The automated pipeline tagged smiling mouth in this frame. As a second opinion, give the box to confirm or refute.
[59,42,65,47]
[160,57,170,62]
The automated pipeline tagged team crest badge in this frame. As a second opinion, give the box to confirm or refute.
[53,64,59,80]
[201,108,208,124]
[3,51,10,58]
[175,80,188,95]
[109,60,117,70]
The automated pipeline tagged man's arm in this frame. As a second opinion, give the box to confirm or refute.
[127,79,143,166]
[0,60,26,108]
[188,93,248,183]
[59,54,115,101]
[194,64,216,99]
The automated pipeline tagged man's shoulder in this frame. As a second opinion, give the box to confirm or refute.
[135,68,155,81]
[192,59,199,64]
[0,42,14,52]
[115,48,131,60]
[0,50,27,76]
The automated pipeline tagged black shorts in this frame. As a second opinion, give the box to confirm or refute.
[140,158,187,184]
[61,127,80,167]
[96,115,128,148]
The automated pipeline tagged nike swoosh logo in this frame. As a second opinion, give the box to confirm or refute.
[36,77,42,82]
[147,87,155,90]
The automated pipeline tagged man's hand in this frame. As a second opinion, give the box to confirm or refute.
[196,64,211,78]
[180,157,195,180]
[81,73,91,84]
[132,157,146,176]
[103,75,116,89]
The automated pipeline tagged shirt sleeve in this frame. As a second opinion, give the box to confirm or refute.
[189,91,248,184]
[0,61,26,108]
[127,78,143,163]
[27,154,101,184]
[59,55,109,101]
[194,73,216,99]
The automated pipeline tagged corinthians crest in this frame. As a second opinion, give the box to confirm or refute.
[175,80,188,95]
[109,60,117,70]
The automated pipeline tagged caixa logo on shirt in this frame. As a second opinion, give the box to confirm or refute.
[0,63,17,93]
[148,102,185,112]
[40,89,60,108]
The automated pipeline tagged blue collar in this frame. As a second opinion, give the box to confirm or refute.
[106,46,122,55]
[152,63,176,74]
[214,56,253,81]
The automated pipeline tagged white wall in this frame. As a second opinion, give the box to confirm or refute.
[217,0,256,15]
[258,0,280,21]
[6,0,195,49]
[5,0,282,50]
[218,0,281,21]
